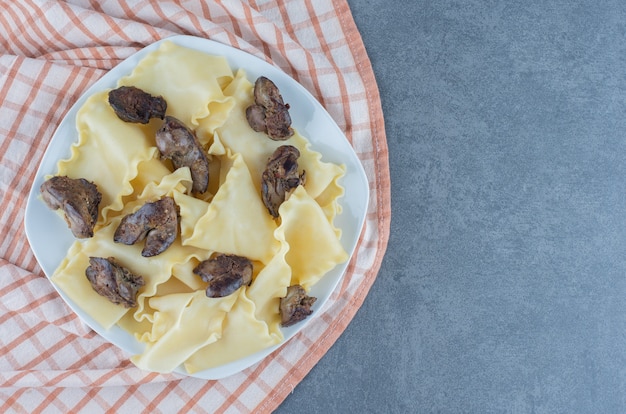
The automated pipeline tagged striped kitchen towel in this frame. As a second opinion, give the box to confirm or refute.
[0,1,390,412]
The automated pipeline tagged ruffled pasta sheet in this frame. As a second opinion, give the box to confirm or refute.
[247,237,291,337]
[212,69,346,215]
[125,247,289,374]
[184,287,282,373]
[117,41,235,142]
[181,181,350,374]
[276,186,349,290]
[49,41,350,374]
[128,240,289,374]
[51,168,209,330]
[56,90,160,224]
[54,42,236,226]
[181,150,280,265]
[131,290,238,373]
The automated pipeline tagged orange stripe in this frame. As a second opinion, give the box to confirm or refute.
[18,0,80,55]
[214,349,276,413]
[172,0,205,36]
[242,5,272,60]
[215,0,245,46]
[150,2,192,35]
[338,242,360,295]
[0,1,47,56]
[0,57,23,121]
[109,382,151,412]
[0,264,38,295]
[32,388,69,414]
[0,320,49,359]
[182,380,216,408]
[72,386,101,413]
[0,369,32,388]
[275,2,305,82]
[115,1,163,40]
[304,0,352,138]
[197,0,213,20]
[1,64,87,263]
[0,387,30,412]
[16,333,75,371]
[5,195,34,266]
[0,292,58,328]
[0,1,392,411]
[57,2,106,44]
[90,7,136,45]
[0,60,52,260]
[143,380,180,412]
[28,0,82,51]
[257,2,391,411]
[66,343,114,371]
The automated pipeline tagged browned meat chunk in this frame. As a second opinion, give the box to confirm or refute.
[279,285,316,327]
[246,76,294,140]
[245,104,266,132]
[262,145,305,218]
[114,197,178,257]
[193,254,253,298]
[40,176,101,239]
[108,86,167,124]
[85,257,145,308]
[156,116,210,194]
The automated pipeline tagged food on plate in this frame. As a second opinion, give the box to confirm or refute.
[40,175,101,238]
[246,76,294,140]
[156,115,210,194]
[261,145,305,218]
[108,85,167,123]
[85,256,145,308]
[193,254,253,298]
[279,284,316,327]
[47,41,348,375]
[114,197,179,257]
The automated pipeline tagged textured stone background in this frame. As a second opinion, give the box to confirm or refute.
[278,1,626,412]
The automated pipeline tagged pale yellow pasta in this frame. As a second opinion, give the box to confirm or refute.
[52,239,130,329]
[276,186,349,290]
[118,40,235,138]
[49,42,350,375]
[184,287,281,373]
[314,173,345,237]
[172,190,210,240]
[56,90,159,224]
[247,240,291,336]
[124,157,180,205]
[215,69,346,201]
[170,257,210,291]
[182,151,280,264]
[51,169,205,329]
[131,290,238,373]
[118,276,200,343]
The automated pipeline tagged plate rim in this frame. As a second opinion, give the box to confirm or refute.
[24,34,370,380]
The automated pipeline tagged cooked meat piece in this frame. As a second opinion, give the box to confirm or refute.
[245,104,266,132]
[265,102,294,140]
[279,285,316,327]
[253,77,280,108]
[114,197,178,257]
[108,86,167,124]
[261,145,305,218]
[156,116,210,194]
[40,176,101,239]
[193,254,253,298]
[245,76,294,140]
[85,257,145,308]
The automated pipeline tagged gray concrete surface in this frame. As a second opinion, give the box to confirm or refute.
[277,1,626,412]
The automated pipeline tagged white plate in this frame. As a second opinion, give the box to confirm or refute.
[24,35,369,379]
